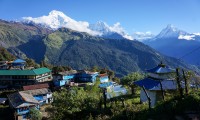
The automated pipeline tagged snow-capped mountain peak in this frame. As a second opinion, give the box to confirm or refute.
[49,10,65,17]
[22,10,133,40]
[23,10,100,36]
[156,24,187,39]
[89,21,110,34]
[89,21,133,40]
[165,24,177,32]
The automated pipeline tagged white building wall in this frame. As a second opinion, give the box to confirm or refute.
[140,89,157,107]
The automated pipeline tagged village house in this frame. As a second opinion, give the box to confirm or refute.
[74,70,99,83]
[134,63,177,107]
[53,70,76,87]
[22,83,53,105]
[7,83,53,120]
[52,70,99,87]
[10,59,26,70]
[99,74,127,99]
[99,73,109,83]
[0,67,52,88]
[7,91,40,120]
[0,59,26,70]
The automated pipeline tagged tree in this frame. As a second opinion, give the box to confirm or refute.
[91,66,100,72]
[29,108,42,120]
[40,60,53,69]
[0,47,15,61]
[25,58,39,68]
[63,66,72,71]
[112,77,120,84]
[100,68,115,80]
[50,87,100,120]
[52,66,65,74]
[121,72,144,95]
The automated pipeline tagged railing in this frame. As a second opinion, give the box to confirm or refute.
[36,75,52,81]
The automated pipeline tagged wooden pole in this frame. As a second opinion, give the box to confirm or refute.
[103,88,107,108]
[159,80,165,101]
[182,69,188,95]
[176,68,183,97]
[142,86,151,109]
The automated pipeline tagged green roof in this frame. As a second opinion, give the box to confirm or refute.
[0,67,51,76]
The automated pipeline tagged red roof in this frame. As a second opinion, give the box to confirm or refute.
[23,83,49,91]
[99,73,108,77]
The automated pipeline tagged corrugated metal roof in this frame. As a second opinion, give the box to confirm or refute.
[134,78,177,90]
[7,92,38,108]
[23,83,49,91]
[33,68,51,75]
[0,67,51,76]
[22,88,50,96]
[146,64,175,74]
[99,82,113,88]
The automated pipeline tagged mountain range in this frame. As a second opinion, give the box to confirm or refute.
[22,10,200,66]
[144,25,200,66]
[0,10,199,76]
[22,10,133,40]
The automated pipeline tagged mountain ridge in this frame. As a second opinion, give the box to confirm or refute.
[0,19,199,76]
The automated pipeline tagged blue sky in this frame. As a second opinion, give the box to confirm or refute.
[0,0,200,35]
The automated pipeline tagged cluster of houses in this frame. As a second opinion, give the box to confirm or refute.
[0,58,186,119]
[0,59,128,120]
[52,70,99,87]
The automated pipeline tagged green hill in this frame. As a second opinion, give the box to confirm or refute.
[0,47,16,61]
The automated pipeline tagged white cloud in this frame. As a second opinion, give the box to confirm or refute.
[133,31,154,41]
[23,10,100,36]
[108,22,133,40]
[178,34,195,40]
[193,33,200,36]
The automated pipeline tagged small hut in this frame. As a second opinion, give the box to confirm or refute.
[134,63,177,107]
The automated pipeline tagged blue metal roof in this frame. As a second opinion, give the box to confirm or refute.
[146,64,175,74]
[134,78,177,90]
[99,82,112,88]
[13,59,26,63]
[134,78,160,90]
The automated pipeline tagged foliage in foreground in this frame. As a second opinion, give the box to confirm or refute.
[142,92,200,120]
[50,87,100,120]
[29,108,42,120]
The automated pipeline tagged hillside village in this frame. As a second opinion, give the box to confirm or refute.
[0,59,128,120]
[0,58,200,120]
